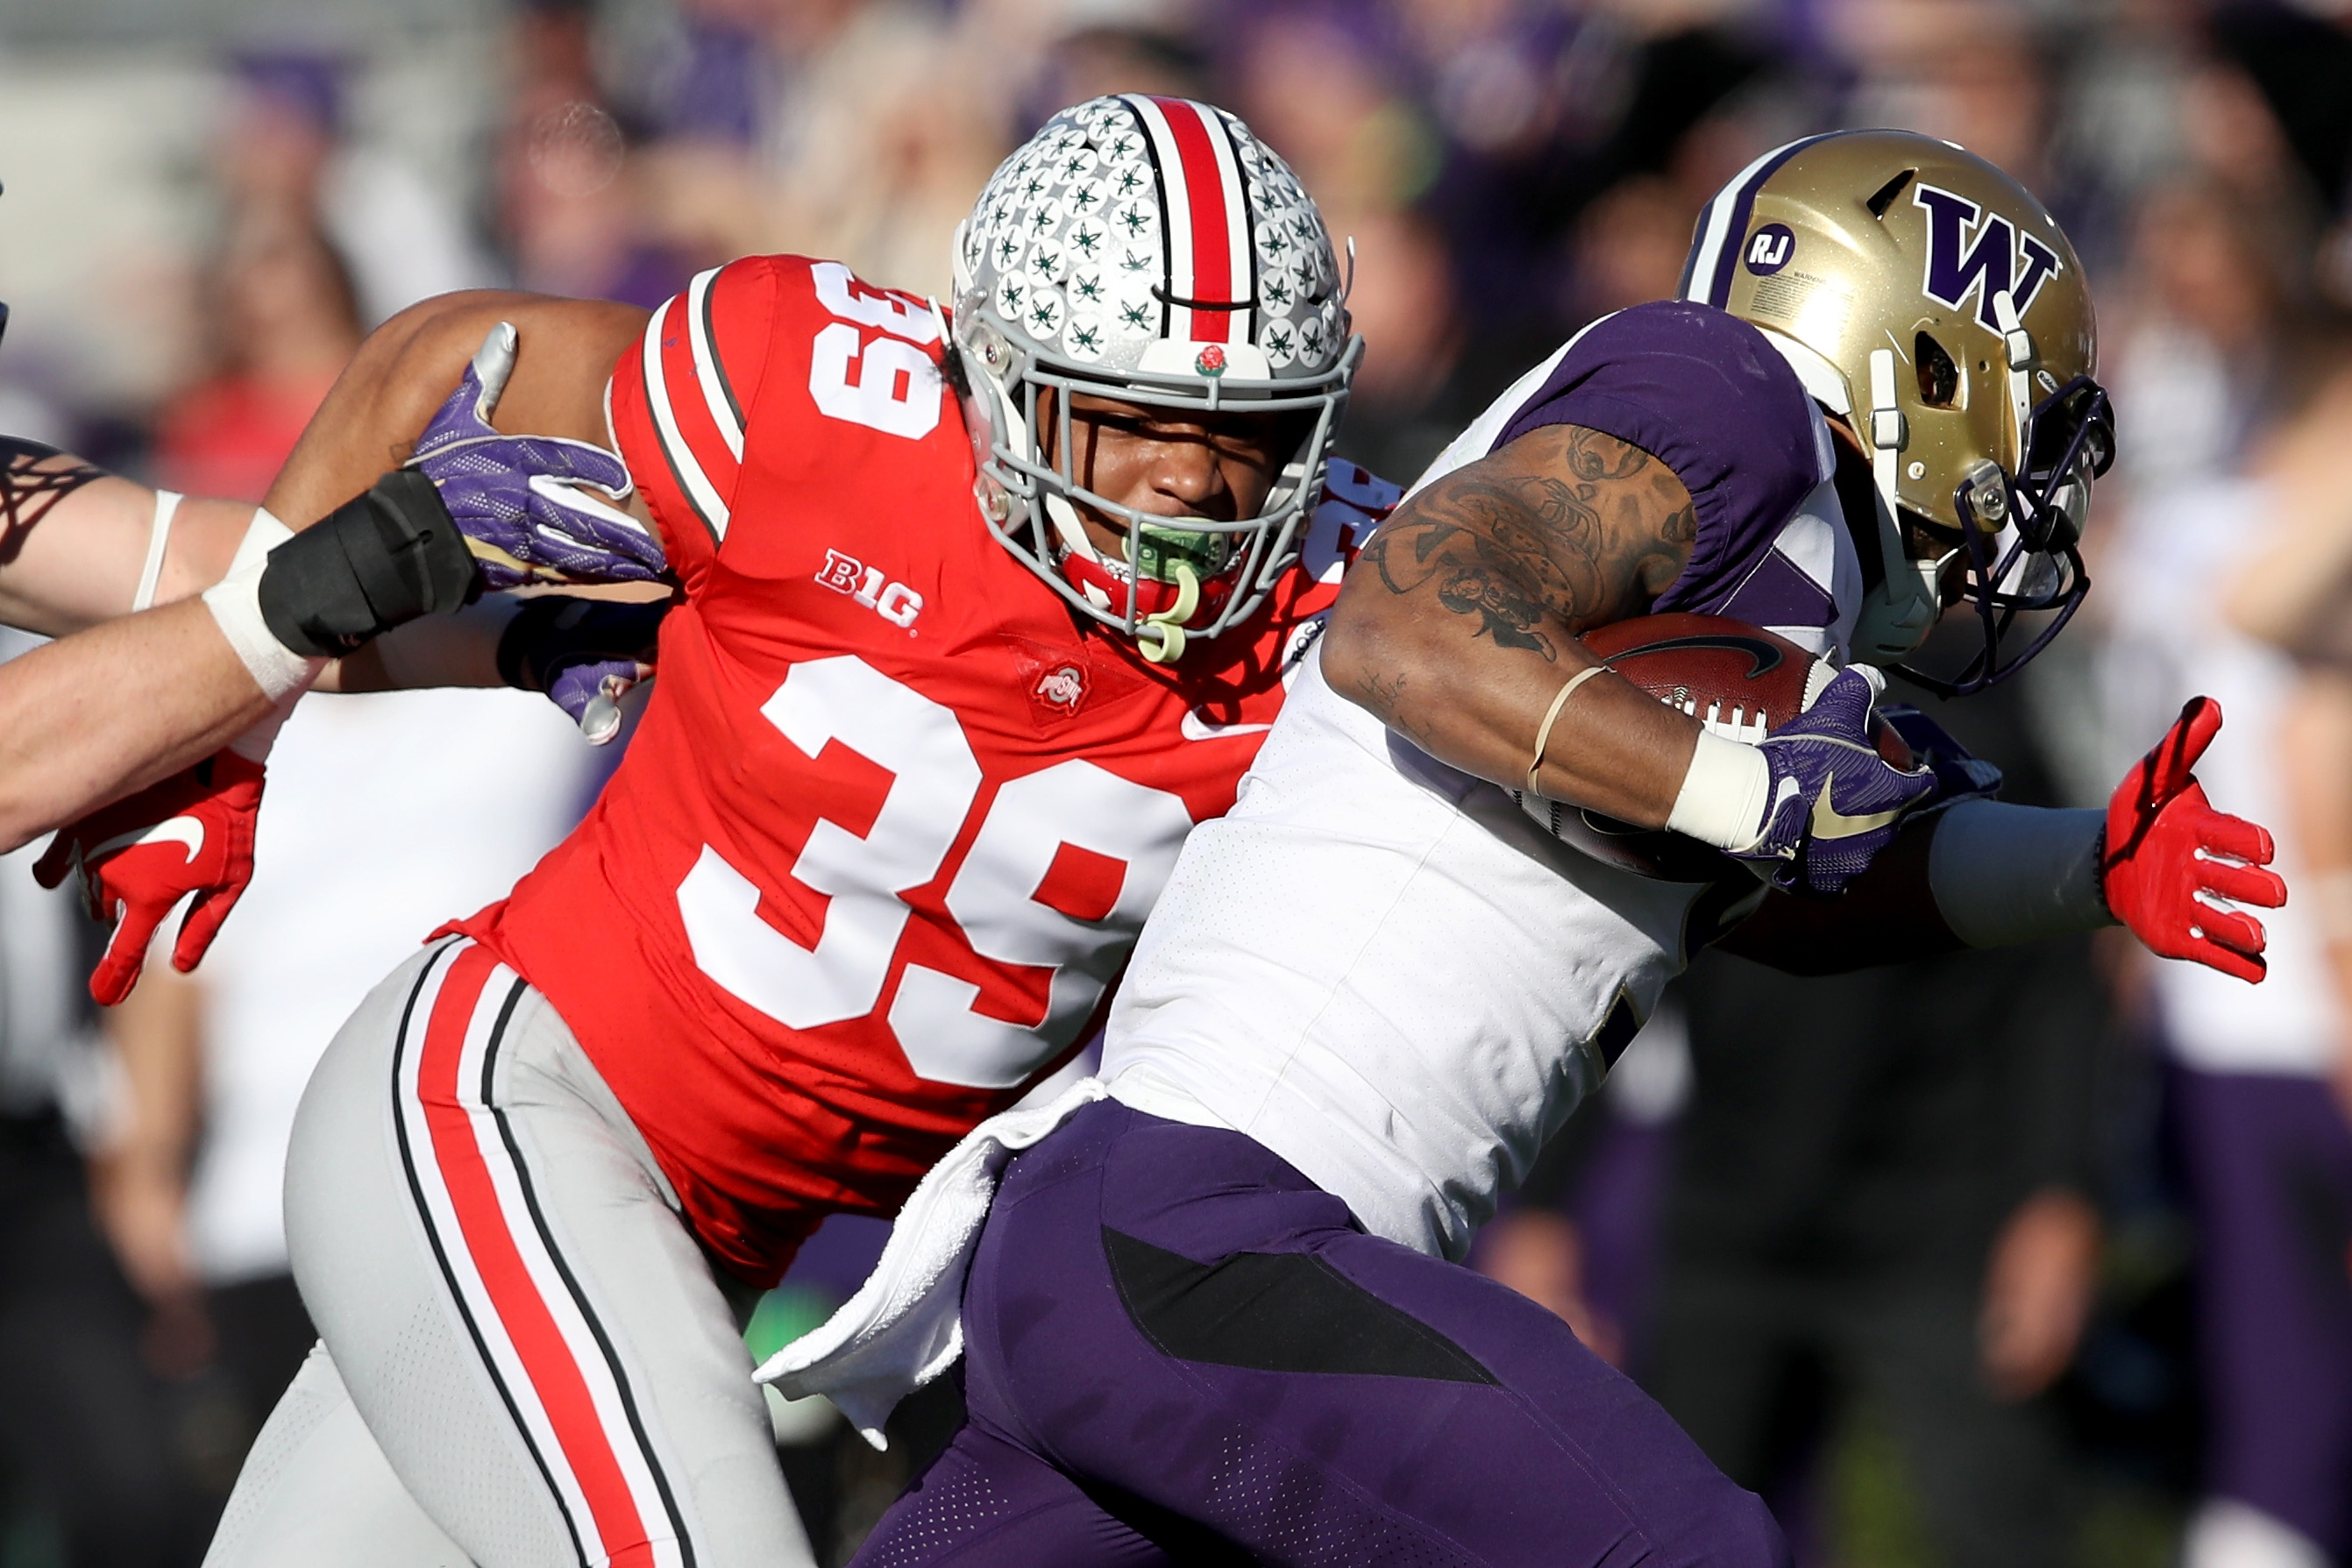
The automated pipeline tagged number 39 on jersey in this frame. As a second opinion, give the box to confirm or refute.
[676,656,1194,1089]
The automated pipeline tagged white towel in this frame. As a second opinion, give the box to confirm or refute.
[752,1079,1108,1449]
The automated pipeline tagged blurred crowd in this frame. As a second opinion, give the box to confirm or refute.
[3,0,2352,1564]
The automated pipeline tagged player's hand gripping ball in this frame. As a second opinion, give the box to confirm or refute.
[1521,615,1937,891]
[32,751,266,1005]
[1743,665,1938,895]
[2103,697,2287,983]
[409,323,666,590]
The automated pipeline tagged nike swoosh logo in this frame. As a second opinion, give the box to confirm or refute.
[1622,633,1786,678]
[1181,710,1273,742]
[1808,782,1907,841]
[92,816,204,863]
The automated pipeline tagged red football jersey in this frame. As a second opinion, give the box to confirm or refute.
[451,256,1392,1284]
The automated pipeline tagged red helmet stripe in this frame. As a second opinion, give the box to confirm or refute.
[1155,99,1233,343]
[1129,96,1253,347]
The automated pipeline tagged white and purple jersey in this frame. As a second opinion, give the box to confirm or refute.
[1412,300,1860,659]
[1102,303,1872,1259]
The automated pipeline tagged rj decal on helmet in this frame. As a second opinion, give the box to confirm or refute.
[949,95,1361,663]
[1681,129,2114,693]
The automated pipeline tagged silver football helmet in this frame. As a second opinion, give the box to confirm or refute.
[949,95,1361,663]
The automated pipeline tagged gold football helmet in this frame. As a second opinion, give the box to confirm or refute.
[1680,129,2112,692]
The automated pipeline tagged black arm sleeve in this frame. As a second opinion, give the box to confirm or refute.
[257,470,480,656]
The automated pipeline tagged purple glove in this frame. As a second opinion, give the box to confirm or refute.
[409,323,666,590]
[497,596,667,745]
[1743,666,1938,894]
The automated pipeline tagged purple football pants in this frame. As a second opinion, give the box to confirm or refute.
[2175,1067,2352,1556]
[853,1100,1787,1567]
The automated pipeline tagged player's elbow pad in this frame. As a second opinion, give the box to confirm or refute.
[258,471,480,657]
[1926,798,2114,947]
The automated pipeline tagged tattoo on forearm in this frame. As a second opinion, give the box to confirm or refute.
[1356,669,1434,743]
[0,438,104,563]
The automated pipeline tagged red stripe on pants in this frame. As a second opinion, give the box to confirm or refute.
[417,943,658,1565]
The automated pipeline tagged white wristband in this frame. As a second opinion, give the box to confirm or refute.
[224,505,293,572]
[1665,730,1775,853]
[131,490,181,613]
[228,690,301,762]
[200,507,322,703]
[1927,799,2113,946]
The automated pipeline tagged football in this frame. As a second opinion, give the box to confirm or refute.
[1581,614,1826,743]
[1515,614,1911,879]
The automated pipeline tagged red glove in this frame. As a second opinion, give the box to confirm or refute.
[33,751,265,1005]
[2104,697,2287,983]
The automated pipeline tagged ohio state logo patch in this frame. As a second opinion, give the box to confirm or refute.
[1913,183,2061,334]
[1034,663,1088,711]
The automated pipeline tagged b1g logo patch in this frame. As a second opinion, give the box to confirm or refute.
[814,547,922,628]
[1743,223,1794,275]
[1913,184,2061,333]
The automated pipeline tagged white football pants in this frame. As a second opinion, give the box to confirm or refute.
[205,939,816,1568]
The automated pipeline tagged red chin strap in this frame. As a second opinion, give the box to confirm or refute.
[1059,550,1238,631]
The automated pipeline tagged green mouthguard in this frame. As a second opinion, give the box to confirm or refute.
[1132,522,1233,584]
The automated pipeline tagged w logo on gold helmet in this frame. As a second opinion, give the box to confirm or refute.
[1681,129,2113,693]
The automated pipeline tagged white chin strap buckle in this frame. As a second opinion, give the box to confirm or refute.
[1135,562,1200,665]
[1991,287,2036,450]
